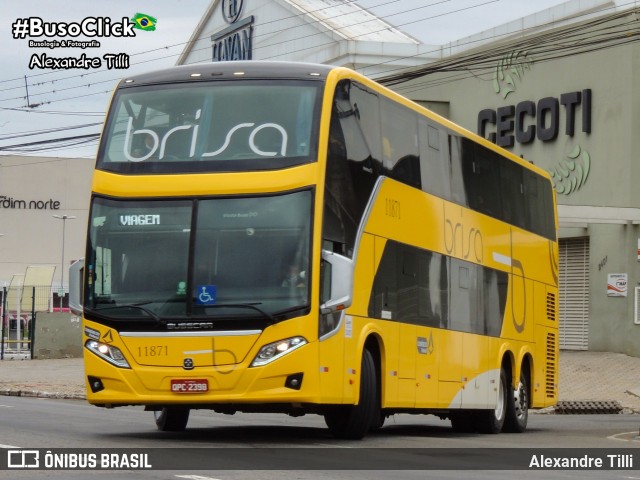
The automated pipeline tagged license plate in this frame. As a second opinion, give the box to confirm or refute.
[170,379,209,393]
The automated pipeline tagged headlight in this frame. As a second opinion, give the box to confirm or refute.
[251,336,307,367]
[85,340,130,368]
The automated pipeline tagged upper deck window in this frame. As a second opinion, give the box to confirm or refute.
[98,80,322,174]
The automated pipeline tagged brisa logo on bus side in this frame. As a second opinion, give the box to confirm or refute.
[122,110,289,162]
[443,207,483,263]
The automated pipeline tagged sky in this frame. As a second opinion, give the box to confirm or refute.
[0,0,572,159]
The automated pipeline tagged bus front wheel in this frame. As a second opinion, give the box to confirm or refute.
[154,407,190,432]
[324,349,378,439]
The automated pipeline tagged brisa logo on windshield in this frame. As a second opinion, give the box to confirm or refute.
[119,214,161,226]
[123,113,289,162]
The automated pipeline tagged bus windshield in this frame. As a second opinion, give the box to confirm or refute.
[98,80,321,174]
[85,190,312,323]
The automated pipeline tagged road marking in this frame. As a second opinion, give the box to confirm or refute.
[313,443,353,448]
[0,444,21,449]
[175,476,222,480]
[0,405,14,408]
[607,431,640,442]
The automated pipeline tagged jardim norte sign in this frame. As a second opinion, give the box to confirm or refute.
[0,195,61,210]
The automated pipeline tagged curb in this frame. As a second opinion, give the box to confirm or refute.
[554,400,623,414]
[0,389,85,400]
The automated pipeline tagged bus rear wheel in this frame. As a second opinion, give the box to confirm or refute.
[474,367,508,434]
[154,407,190,432]
[504,369,529,433]
[324,349,378,440]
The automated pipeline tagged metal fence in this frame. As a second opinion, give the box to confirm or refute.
[0,285,68,360]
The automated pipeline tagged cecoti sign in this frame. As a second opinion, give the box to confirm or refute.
[477,89,592,148]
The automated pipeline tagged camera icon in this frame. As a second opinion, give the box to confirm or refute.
[7,450,39,469]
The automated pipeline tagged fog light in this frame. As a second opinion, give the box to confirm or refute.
[285,373,303,390]
[87,375,104,393]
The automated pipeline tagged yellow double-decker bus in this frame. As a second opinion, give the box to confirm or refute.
[72,61,558,439]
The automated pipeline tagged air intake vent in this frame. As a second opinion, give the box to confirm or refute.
[546,332,557,398]
[546,292,557,322]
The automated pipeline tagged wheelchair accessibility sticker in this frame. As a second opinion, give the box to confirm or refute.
[196,285,217,305]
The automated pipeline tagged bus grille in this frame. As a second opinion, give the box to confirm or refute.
[546,292,557,322]
[546,332,557,398]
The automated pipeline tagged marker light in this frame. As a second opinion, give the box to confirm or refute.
[85,340,130,368]
[251,336,307,367]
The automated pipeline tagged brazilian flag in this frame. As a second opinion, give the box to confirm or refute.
[131,13,157,31]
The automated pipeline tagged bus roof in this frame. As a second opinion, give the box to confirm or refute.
[118,61,334,88]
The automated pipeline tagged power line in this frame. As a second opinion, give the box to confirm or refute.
[0,0,487,105]
[0,122,102,141]
[0,133,100,152]
[0,0,637,152]
[379,8,640,90]
[0,106,105,116]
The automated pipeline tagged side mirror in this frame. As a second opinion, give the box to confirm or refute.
[319,250,353,314]
[69,259,84,316]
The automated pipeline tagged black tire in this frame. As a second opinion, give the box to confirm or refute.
[474,367,508,434]
[325,349,378,439]
[154,407,190,432]
[370,411,386,432]
[504,369,529,433]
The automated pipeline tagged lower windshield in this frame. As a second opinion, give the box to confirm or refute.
[85,190,312,323]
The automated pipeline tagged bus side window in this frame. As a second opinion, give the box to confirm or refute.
[524,171,556,240]
[463,140,502,218]
[429,252,449,329]
[500,157,526,229]
[448,134,468,206]
[349,82,383,171]
[380,98,421,189]
[324,80,379,257]
[368,241,398,319]
[419,121,451,201]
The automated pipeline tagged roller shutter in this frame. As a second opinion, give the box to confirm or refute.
[558,237,590,350]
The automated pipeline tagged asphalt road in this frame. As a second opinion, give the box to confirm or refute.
[0,396,639,479]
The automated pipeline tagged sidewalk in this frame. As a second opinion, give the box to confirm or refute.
[1,351,640,412]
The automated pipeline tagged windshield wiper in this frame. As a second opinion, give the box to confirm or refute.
[203,303,275,324]
[91,302,163,325]
[271,305,310,318]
